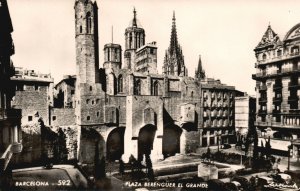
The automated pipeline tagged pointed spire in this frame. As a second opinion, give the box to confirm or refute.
[170,11,178,55]
[132,7,137,27]
[195,55,205,80]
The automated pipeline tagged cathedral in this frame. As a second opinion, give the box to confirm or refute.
[69,0,237,172]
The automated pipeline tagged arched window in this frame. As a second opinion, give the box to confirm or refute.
[80,25,82,33]
[152,81,159,96]
[134,79,141,95]
[86,12,92,34]
[118,75,123,93]
[277,49,282,57]
[262,53,267,60]
[191,91,194,98]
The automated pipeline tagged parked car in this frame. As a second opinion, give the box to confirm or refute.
[232,176,250,190]
[224,181,240,191]
[207,179,225,191]
[222,144,232,149]
[257,176,273,187]
[9,164,93,190]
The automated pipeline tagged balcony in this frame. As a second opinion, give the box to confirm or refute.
[258,109,267,115]
[259,97,267,103]
[273,97,282,103]
[256,52,300,65]
[253,68,300,81]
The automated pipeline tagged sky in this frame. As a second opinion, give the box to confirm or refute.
[7,0,300,95]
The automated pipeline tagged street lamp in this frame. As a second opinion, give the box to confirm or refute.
[216,132,222,152]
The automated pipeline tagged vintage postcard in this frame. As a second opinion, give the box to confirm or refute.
[1,0,300,190]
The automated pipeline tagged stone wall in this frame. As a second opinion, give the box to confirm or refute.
[50,108,75,126]
[12,84,49,125]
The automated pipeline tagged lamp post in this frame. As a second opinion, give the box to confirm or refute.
[216,132,222,153]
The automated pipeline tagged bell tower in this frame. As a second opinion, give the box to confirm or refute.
[124,8,145,70]
[75,0,99,84]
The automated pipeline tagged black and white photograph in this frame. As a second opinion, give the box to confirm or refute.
[2,0,300,190]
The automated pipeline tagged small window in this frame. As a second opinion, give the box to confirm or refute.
[97,111,100,117]
[92,100,94,105]
[35,85,39,91]
[80,26,82,33]
[90,86,92,91]
[71,90,75,95]
[191,91,194,98]
[86,99,90,104]
[150,48,154,54]
[96,99,100,104]
[28,116,33,122]
[52,116,57,121]
[262,54,267,60]
[277,49,282,57]
[87,116,90,121]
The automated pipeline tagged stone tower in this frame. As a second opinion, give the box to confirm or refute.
[74,0,103,126]
[103,43,122,72]
[162,11,187,77]
[124,8,145,70]
[75,0,99,84]
[195,55,206,80]
[74,0,105,176]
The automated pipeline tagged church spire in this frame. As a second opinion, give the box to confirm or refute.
[195,55,205,80]
[162,11,187,77]
[170,11,178,55]
[132,7,137,27]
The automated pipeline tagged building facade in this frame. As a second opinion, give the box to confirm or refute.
[69,1,238,175]
[200,79,236,147]
[235,93,256,142]
[0,0,22,179]
[253,23,300,156]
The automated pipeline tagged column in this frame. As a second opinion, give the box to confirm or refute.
[207,131,210,146]
[13,125,18,143]
[180,129,187,154]
[151,104,164,161]
[199,129,203,147]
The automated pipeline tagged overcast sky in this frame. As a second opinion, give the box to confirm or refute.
[7,0,300,95]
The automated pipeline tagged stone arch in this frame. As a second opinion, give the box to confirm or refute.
[79,127,105,176]
[138,124,157,161]
[106,127,125,161]
[163,124,182,158]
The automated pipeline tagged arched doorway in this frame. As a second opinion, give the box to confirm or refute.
[163,124,182,158]
[106,127,125,161]
[138,125,157,161]
[79,128,105,177]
